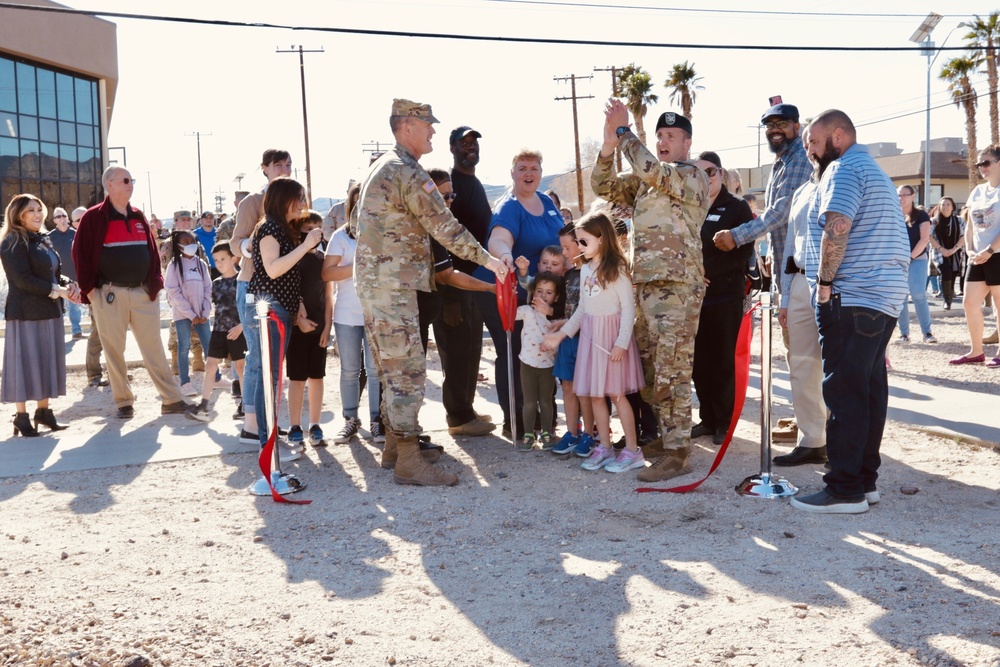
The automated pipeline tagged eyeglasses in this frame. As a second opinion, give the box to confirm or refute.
[976,159,996,168]
[442,193,457,202]
[53,214,67,219]
[898,192,914,198]
[71,218,82,224]
[704,167,719,178]
[763,120,793,131]
[120,177,136,185]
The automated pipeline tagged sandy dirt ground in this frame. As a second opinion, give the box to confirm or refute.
[1,306,999,667]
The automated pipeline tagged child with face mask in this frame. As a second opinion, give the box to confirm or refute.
[165,229,213,396]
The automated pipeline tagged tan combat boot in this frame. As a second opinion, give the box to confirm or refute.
[636,447,692,483]
[380,430,399,469]
[394,437,458,486]
[382,432,442,468]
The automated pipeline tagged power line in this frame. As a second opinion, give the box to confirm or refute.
[0,2,978,52]
[480,0,966,20]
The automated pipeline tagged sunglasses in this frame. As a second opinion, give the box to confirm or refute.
[704,167,719,178]
[53,214,68,219]
[576,237,599,247]
[976,159,996,168]
[442,193,457,202]
[120,177,136,185]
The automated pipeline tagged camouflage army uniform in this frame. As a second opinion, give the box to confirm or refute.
[592,133,709,451]
[355,143,491,438]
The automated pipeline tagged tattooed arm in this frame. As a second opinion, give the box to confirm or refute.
[816,211,853,304]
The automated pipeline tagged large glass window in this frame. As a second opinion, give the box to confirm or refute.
[0,53,103,225]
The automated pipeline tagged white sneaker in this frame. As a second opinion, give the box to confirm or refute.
[605,448,647,473]
[180,382,199,397]
[581,445,615,471]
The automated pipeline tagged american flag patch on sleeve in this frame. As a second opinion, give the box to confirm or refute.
[422,179,437,194]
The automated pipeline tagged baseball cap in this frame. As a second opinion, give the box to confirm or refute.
[761,103,800,124]
[449,126,482,146]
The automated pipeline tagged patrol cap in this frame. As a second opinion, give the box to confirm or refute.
[761,103,800,124]
[655,111,693,137]
[391,98,439,124]
[449,126,482,146]
[173,210,193,220]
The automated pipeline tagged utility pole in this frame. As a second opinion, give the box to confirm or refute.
[362,140,392,162]
[185,131,212,213]
[594,65,624,171]
[277,45,324,204]
[234,172,246,190]
[554,74,594,216]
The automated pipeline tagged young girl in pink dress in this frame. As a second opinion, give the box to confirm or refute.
[544,211,645,473]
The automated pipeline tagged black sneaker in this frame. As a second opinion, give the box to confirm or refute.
[232,379,242,398]
[334,417,360,444]
[185,400,211,423]
[232,401,244,420]
[790,489,868,514]
[691,422,714,439]
[370,419,386,443]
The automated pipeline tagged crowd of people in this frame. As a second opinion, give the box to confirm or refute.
[2,96,998,514]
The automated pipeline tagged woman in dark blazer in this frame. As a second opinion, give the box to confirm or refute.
[1,194,79,436]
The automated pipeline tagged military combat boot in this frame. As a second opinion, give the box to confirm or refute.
[393,437,458,486]
[380,430,399,469]
[636,447,691,483]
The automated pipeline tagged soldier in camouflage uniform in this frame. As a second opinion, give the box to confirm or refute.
[591,99,710,482]
[354,98,506,487]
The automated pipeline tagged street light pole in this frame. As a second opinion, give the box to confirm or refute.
[277,45,324,204]
[910,14,966,208]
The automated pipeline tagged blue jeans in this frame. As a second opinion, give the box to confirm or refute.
[816,293,896,499]
[898,256,932,337]
[65,299,82,335]
[247,294,292,446]
[236,281,259,414]
[175,318,212,385]
[334,322,380,422]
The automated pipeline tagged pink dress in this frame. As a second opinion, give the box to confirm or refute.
[560,263,644,397]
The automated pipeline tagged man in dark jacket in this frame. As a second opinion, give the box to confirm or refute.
[73,166,189,419]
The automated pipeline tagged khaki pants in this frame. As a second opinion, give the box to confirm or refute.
[786,273,828,448]
[89,285,183,408]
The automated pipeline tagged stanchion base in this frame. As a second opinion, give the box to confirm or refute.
[735,473,798,498]
[248,472,307,497]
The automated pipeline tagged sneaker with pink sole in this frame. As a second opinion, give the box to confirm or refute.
[605,448,647,473]
[581,445,615,471]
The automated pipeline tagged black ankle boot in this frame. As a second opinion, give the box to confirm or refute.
[34,407,68,432]
[12,412,40,437]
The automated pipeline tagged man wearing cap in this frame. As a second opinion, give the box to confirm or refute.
[354,99,506,487]
[592,98,709,482]
[216,191,247,243]
[712,100,817,463]
[431,125,495,437]
[322,181,354,242]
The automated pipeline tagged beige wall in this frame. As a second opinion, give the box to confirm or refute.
[0,0,118,116]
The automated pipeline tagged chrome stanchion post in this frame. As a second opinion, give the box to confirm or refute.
[248,298,306,497]
[736,289,797,498]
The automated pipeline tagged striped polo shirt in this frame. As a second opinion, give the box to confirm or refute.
[803,143,909,317]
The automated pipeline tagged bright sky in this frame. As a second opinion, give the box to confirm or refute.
[61,0,993,214]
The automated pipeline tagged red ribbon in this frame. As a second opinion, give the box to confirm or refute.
[496,271,517,333]
[636,302,758,493]
[258,310,312,505]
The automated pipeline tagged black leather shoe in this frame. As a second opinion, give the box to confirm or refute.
[773,445,827,466]
[117,405,135,419]
[712,427,727,445]
[161,400,192,415]
[691,422,714,439]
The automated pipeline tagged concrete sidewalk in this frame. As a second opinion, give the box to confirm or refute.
[0,306,997,480]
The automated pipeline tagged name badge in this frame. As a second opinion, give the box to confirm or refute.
[548,210,559,216]
[706,214,721,222]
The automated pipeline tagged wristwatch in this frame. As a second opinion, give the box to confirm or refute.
[987,247,996,254]
[817,277,833,287]
[616,126,630,138]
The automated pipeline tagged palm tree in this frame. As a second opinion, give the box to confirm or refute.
[663,61,704,119]
[616,63,658,145]
[964,12,1000,145]
[940,56,980,191]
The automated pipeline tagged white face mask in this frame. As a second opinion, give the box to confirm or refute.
[181,244,200,256]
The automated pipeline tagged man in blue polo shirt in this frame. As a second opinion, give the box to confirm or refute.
[791,109,909,515]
